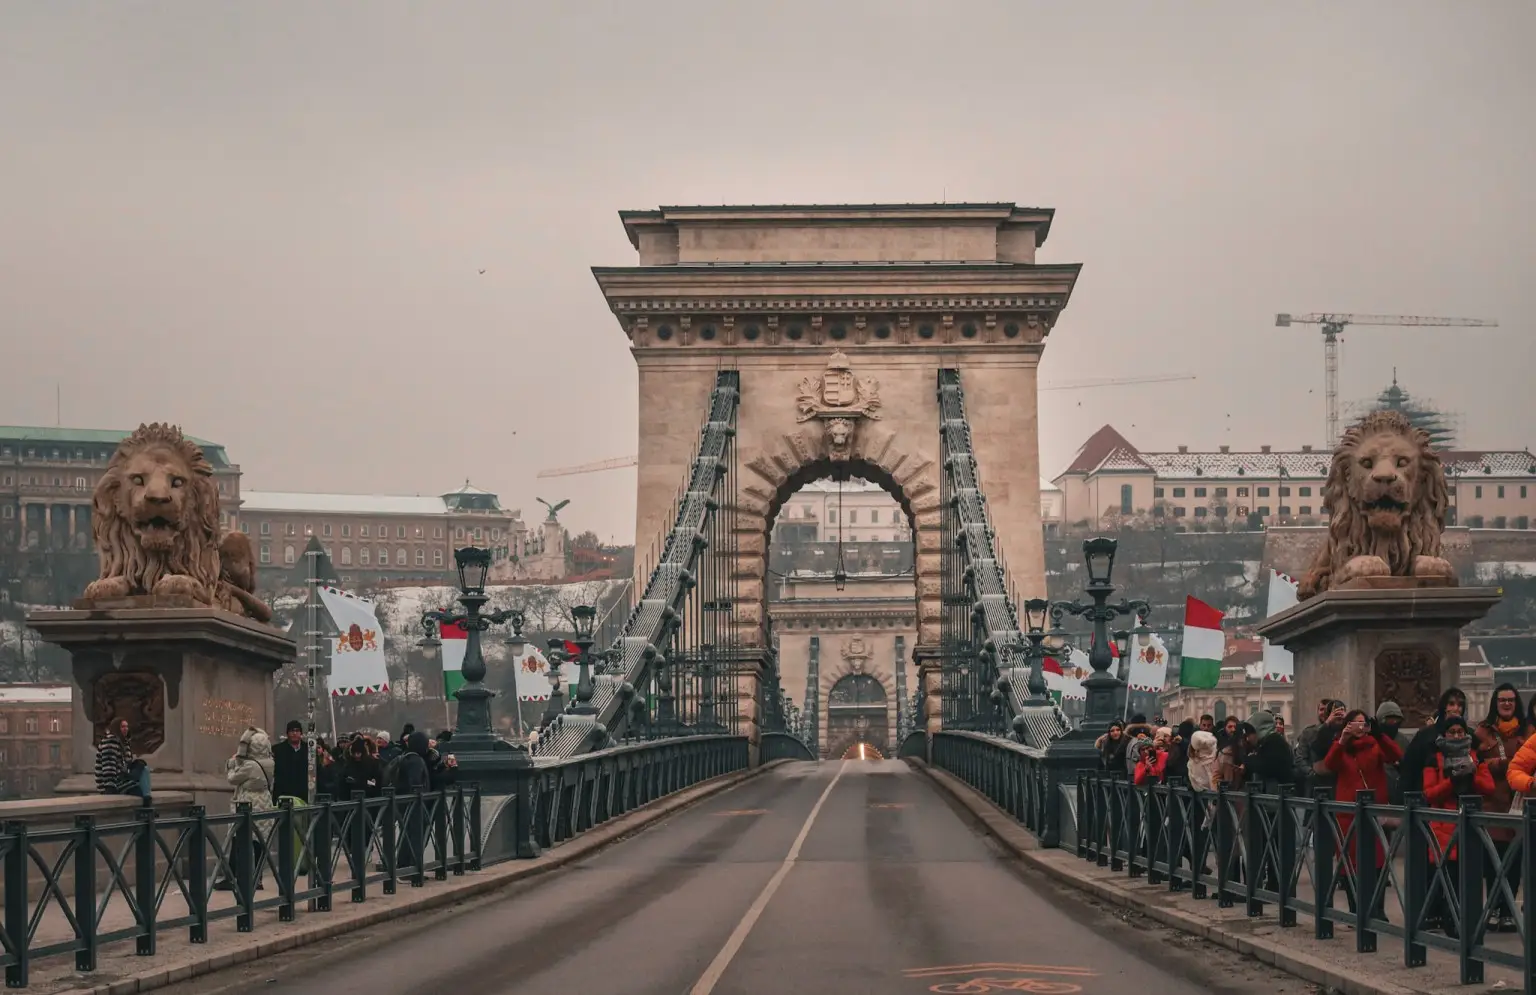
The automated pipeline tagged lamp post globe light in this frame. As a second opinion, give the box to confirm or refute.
[420,546,528,760]
[1046,538,1151,731]
[540,638,569,731]
[569,604,599,716]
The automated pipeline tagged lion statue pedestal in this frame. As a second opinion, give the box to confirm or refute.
[24,424,293,810]
[1259,411,1499,726]
[28,602,294,810]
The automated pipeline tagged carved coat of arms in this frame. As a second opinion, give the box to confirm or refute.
[796,351,882,461]
[842,635,871,673]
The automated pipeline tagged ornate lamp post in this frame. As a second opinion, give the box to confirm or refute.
[499,609,528,736]
[569,604,598,716]
[540,638,568,730]
[420,547,525,757]
[1048,538,1151,730]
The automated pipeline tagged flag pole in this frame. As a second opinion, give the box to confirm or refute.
[302,546,325,804]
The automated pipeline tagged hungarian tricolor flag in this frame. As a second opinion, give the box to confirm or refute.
[1179,596,1226,689]
[441,621,468,698]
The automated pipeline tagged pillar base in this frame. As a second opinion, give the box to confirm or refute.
[28,599,294,811]
[1257,586,1502,728]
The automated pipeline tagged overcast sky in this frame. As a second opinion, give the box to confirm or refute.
[3,1,1531,543]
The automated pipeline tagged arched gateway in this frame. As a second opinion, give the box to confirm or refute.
[534,204,1080,760]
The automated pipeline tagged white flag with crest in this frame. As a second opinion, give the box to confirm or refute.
[320,586,390,696]
[1261,569,1299,682]
[1126,630,1171,692]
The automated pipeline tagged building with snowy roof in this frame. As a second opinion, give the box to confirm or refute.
[1056,425,1536,531]
[236,481,535,585]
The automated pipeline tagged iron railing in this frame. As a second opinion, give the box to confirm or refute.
[524,735,748,851]
[0,786,479,988]
[0,734,751,987]
[937,735,1536,991]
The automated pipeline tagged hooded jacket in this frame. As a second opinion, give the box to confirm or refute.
[1186,731,1219,792]
[226,727,276,813]
[392,731,434,794]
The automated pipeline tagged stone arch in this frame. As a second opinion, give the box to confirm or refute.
[726,423,943,652]
[825,673,890,760]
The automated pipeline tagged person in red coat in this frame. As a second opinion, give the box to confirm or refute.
[1323,708,1405,918]
[1422,715,1497,938]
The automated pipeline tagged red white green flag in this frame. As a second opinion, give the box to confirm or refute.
[1179,596,1226,689]
[441,621,468,698]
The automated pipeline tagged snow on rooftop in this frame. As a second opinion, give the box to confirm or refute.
[239,491,451,516]
[0,685,71,704]
[1139,451,1332,479]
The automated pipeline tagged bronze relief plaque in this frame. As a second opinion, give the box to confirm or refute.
[1374,647,1441,727]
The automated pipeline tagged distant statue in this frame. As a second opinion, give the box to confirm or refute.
[81,423,272,623]
[1299,410,1456,599]
[536,497,570,523]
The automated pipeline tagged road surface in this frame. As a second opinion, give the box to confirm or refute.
[166,760,1312,995]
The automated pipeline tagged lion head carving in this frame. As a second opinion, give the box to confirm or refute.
[85,423,223,604]
[1298,410,1455,598]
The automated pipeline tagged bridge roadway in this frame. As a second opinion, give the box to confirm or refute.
[173,760,1311,995]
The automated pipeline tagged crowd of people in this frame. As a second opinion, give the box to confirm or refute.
[95,717,460,811]
[1095,682,1536,936]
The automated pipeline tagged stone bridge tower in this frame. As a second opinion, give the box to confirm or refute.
[594,204,1080,733]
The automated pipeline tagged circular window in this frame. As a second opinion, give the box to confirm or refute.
[743,325,761,341]
[829,324,847,341]
[1003,322,1020,339]
[918,323,935,339]
[961,323,978,339]
[656,325,673,341]
[700,325,716,341]
[874,325,891,340]
[787,325,804,341]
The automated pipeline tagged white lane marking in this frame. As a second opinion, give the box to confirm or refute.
[687,760,848,995]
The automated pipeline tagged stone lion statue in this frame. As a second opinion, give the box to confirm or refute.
[82,423,272,623]
[1298,410,1456,599]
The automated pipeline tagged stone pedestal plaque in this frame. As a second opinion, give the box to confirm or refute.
[1257,586,1501,730]
[27,598,295,810]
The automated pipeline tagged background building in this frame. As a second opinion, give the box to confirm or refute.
[236,483,535,587]
[0,685,72,798]
[1056,425,1536,531]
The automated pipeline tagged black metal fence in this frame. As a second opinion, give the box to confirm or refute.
[523,735,750,851]
[933,735,1536,989]
[0,786,479,988]
[0,734,753,987]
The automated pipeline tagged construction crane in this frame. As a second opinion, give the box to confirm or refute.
[536,455,638,479]
[535,373,1196,479]
[1275,312,1498,448]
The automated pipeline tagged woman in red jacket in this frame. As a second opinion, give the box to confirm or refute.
[1324,709,1405,918]
[1422,715,1497,939]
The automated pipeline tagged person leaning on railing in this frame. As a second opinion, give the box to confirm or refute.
[1096,721,1127,773]
[1422,715,1497,939]
[1134,729,1170,786]
[1474,681,1529,933]
[1322,708,1404,919]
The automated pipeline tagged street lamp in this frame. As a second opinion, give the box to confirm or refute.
[421,546,525,758]
[540,638,568,730]
[570,604,598,716]
[1049,537,1151,730]
[501,609,527,653]
[1020,597,1053,700]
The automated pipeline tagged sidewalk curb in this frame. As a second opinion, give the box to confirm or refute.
[912,760,1429,995]
[57,760,792,995]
